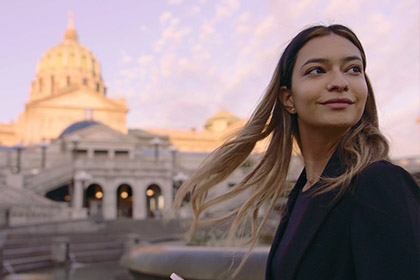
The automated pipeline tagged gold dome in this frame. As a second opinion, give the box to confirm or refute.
[205,109,240,132]
[29,12,105,102]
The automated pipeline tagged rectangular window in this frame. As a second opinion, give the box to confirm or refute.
[94,150,108,158]
[76,149,88,158]
[115,150,129,159]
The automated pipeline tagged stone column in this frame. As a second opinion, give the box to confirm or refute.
[109,149,115,159]
[87,149,94,159]
[133,183,146,219]
[163,181,173,212]
[103,184,117,220]
[72,180,85,219]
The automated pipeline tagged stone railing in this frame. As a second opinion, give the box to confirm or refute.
[0,204,72,227]
[24,161,74,194]
[121,245,269,280]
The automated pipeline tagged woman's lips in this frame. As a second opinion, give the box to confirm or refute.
[320,98,354,109]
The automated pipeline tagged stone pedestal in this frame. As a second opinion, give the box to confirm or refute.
[51,237,69,264]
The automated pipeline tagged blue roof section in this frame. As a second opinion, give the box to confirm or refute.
[59,120,101,138]
[0,145,15,151]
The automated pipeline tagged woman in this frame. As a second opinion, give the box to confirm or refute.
[174,24,419,279]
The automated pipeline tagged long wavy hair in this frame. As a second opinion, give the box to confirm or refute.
[173,24,389,275]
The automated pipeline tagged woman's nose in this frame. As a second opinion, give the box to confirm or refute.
[327,71,349,92]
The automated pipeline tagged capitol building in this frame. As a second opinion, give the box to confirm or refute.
[0,15,418,229]
[0,15,278,227]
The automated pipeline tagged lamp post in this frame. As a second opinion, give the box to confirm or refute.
[39,138,48,170]
[150,137,162,162]
[69,134,81,208]
[73,170,92,218]
[169,145,178,168]
[13,141,24,174]
[169,145,178,198]
[69,134,81,161]
[173,172,188,200]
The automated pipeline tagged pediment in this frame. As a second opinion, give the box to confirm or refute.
[74,124,137,144]
[27,88,128,112]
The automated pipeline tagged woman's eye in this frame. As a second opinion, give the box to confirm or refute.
[306,67,324,75]
[347,66,362,74]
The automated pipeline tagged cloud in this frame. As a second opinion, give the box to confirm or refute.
[189,5,201,16]
[120,50,132,64]
[168,0,183,4]
[326,0,362,15]
[159,53,176,77]
[198,23,215,41]
[237,11,251,23]
[215,0,240,21]
[154,13,193,52]
[160,11,173,26]
[140,25,149,32]
[138,55,155,65]
[113,0,419,158]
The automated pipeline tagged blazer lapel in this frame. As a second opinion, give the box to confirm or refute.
[272,151,346,279]
[266,171,306,269]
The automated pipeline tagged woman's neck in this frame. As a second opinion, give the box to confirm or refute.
[299,126,346,192]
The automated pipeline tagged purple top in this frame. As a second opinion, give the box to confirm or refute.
[270,189,312,276]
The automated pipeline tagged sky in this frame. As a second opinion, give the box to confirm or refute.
[0,0,418,158]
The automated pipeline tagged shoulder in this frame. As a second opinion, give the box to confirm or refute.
[353,160,419,208]
[359,160,407,178]
[357,160,417,187]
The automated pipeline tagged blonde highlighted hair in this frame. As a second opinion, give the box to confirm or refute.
[173,24,389,275]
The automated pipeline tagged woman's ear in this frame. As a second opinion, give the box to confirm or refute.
[279,86,296,114]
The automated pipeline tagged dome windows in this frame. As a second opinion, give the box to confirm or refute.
[51,75,55,93]
[56,52,63,67]
[81,55,87,69]
[68,51,76,66]
[38,78,43,93]
[30,19,105,101]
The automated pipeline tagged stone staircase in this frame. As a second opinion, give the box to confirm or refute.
[0,218,188,276]
[1,230,126,275]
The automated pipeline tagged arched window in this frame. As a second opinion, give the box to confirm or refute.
[146,184,164,218]
[46,185,71,203]
[85,184,103,218]
[117,184,133,218]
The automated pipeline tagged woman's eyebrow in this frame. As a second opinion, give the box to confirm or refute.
[301,56,362,69]
[341,56,363,63]
[301,58,328,68]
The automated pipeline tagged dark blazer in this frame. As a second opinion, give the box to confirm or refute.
[266,153,420,280]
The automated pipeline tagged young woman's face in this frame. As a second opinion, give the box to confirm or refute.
[283,34,368,135]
